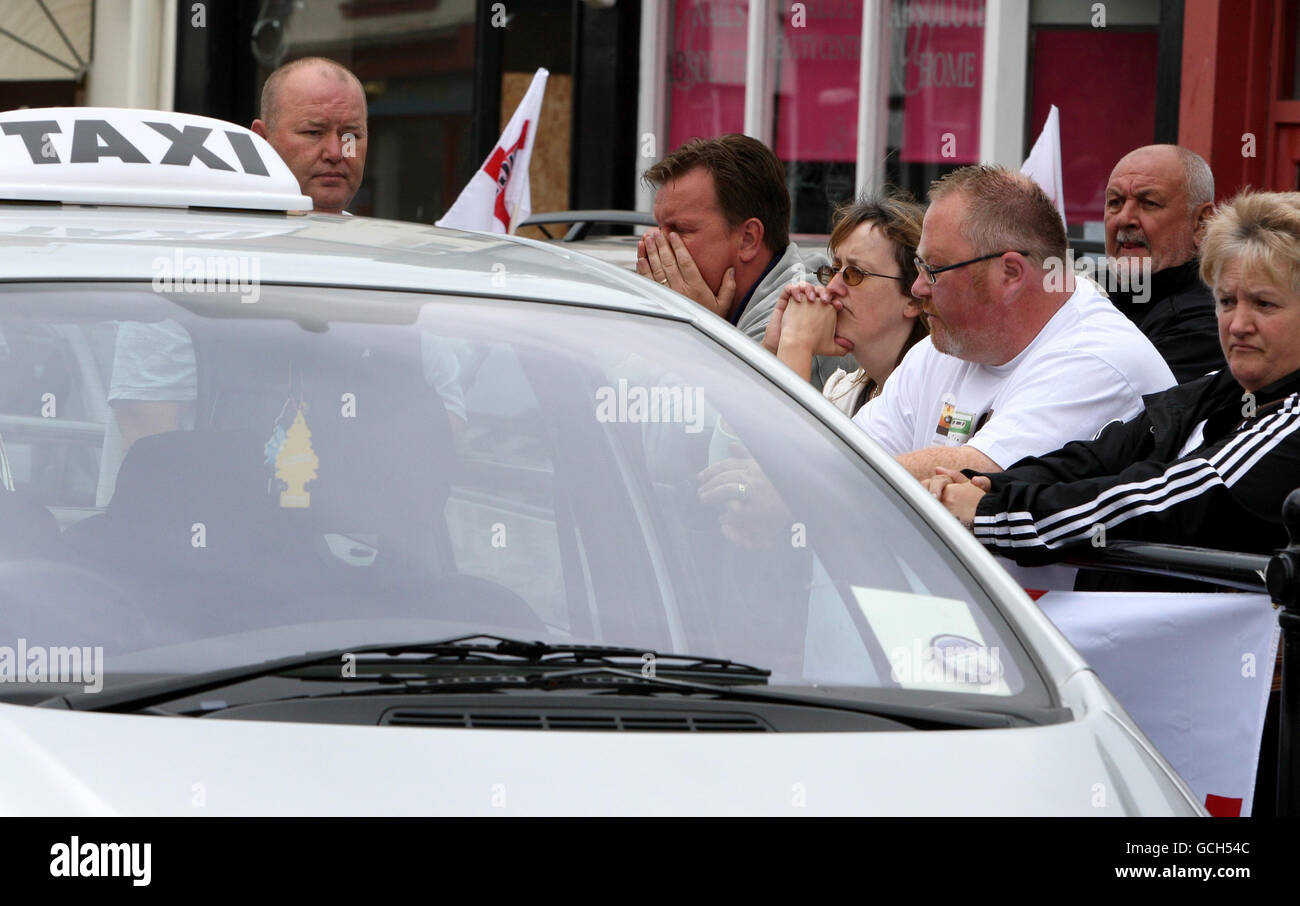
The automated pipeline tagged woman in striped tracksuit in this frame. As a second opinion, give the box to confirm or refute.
[925,190,1300,566]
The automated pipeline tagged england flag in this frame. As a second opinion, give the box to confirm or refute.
[1039,590,1280,816]
[437,68,548,234]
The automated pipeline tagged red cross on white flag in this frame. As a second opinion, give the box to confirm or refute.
[437,68,548,234]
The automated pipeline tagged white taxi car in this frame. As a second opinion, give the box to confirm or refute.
[0,107,1201,815]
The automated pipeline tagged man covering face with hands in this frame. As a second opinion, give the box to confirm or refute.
[640,135,854,391]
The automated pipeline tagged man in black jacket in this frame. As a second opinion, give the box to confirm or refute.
[1104,145,1223,383]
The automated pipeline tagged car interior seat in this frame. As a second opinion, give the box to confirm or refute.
[64,316,544,635]
[0,487,62,561]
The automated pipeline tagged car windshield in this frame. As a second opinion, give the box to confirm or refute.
[0,283,1047,704]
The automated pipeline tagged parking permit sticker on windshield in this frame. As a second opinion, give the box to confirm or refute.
[852,588,1010,695]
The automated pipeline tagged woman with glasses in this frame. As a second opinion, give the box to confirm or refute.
[761,192,929,416]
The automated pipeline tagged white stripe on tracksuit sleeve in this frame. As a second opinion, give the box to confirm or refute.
[972,397,1300,556]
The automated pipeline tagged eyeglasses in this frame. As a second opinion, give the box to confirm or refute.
[815,264,903,287]
[913,250,1030,284]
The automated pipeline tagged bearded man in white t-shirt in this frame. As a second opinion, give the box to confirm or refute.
[853,165,1175,482]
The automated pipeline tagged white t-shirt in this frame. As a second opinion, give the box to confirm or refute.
[852,281,1176,469]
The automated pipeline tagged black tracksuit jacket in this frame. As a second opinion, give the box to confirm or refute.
[971,367,1300,567]
[1110,259,1226,384]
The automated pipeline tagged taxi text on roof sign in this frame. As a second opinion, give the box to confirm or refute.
[0,107,312,213]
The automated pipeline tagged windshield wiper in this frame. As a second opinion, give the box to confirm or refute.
[40,634,771,714]
[41,635,1052,730]
[362,635,772,679]
[327,666,1025,730]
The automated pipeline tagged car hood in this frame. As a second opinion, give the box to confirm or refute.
[0,680,1200,816]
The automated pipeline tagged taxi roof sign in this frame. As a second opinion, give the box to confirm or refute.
[0,107,313,213]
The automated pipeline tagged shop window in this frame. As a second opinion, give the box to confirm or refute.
[667,0,748,151]
[885,0,986,211]
[774,1,862,234]
[1290,0,1300,100]
[252,0,480,222]
[1028,0,1160,231]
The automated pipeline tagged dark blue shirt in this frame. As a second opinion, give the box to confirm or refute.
[728,248,784,327]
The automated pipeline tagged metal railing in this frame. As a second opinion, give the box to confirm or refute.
[1067,541,1270,592]
[1062,488,1300,817]
[516,210,656,241]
